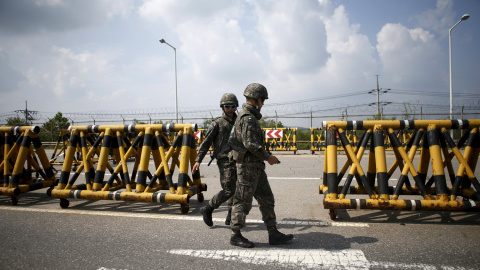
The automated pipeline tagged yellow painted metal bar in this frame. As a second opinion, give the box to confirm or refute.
[427,125,449,202]
[70,123,197,133]
[325,127,338,200]
[325,119,480,130]
[177,127,192,195]
[93,128,112,191]
[50,189,189,204]
[58,129,79,189]
[136,127,153,192]
[10,130,33,188]
[324,198,479,211]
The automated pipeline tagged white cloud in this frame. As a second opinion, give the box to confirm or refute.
[321,5,377,84]
[415,0,456,37]
[251,0,329,74]
[376,23,445,90]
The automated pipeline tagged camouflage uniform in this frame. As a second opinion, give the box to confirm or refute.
[230,103,276,230]
[196,112,237,210]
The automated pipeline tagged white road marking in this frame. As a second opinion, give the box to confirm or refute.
[0,206,367,227]
[167,249,473,270]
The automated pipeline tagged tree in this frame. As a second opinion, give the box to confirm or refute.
[201,119,212,130]
[5,116,28,126]
[40,112,70,142]
[133,119,147,124]
[259,118,284,129]
[367,112,396,121]
[401,102,417,120]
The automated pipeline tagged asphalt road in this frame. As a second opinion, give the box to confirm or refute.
[0,150,479,269]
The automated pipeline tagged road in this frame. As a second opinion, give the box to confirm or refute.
[0,150,479,269]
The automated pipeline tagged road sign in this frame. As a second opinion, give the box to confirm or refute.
[194,131,201,140]
[265,130,283,139]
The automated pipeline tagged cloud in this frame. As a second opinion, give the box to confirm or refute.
[0,0,134,35]
[320,5,377,85]
[415,0,456,38]
[251,0,330,74]
[139,0,238,24]
[376,23,445,91]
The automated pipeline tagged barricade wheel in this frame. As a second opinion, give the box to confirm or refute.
[180,204,189,214]
[11,196,18,206]
[329,209,337,220]
[60,198,70,209]
[197,193,204,203]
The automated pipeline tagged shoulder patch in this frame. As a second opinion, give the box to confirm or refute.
[246,117,255,123]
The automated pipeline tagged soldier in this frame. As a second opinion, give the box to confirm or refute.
[192,93,238,227]
[229,83,293,248]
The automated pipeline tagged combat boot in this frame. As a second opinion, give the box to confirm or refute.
[200,205,214,227]
[267,225,293,245]
[230,230,254,248]
[225,209,232,225]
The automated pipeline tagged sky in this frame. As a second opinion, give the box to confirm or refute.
[0,0,479,127]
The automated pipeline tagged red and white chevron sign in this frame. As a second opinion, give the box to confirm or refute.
[194,131,201,140]
[265,130,283,139]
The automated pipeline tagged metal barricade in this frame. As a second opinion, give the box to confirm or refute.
[264,127,298,154]
[49,124,206,213]
[320,120,480,220]
[1,126,57,205]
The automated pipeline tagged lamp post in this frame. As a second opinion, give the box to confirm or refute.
[159,38,178,123]
[449,14,470,130]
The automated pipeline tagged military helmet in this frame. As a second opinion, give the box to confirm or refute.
[220,93,239,107]
[243,83,268,100]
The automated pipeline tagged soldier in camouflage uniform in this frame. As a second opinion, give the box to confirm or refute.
[229,83,293,248]
[192,93,238,227]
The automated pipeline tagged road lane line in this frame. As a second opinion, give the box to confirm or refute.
[0,206,368,227]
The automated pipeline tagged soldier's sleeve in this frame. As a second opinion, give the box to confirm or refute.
[195,121,219,163]
[241,117,270,161]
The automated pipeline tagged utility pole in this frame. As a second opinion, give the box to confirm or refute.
[368,75,391,119]
[376,75,380,116]
[14,100,38,125]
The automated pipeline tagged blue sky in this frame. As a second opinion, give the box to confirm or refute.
[0,0,478,127]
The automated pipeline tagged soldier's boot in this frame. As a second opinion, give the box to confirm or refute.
[230,230,254,248]
[225,209,232,225]
[267,225,294,245]
[200,205,214,227]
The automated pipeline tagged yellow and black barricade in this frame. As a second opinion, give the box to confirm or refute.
[320,120,480,220]
[264,127,298,154]
[310,127,357,154]
[49,124,206,213]
[0,126,57,205]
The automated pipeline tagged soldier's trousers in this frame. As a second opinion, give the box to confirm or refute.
[209,159,237,210]
[231,163,276,231]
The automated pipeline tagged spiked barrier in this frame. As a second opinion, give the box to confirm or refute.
[263,127,298,154]
[48,124,206,213]
[0,126,57,205]
[319,120,480,220]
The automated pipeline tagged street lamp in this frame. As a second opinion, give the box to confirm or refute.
[449,14,470,127]
[159,38,178,123]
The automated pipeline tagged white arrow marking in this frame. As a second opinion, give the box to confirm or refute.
[168,249,369,269]
[167,249,473,270]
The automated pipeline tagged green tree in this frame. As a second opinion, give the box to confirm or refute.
[401,102,417,120]
[40,112,70,142]
[367,112,396,121]
[5,116,29,126]
[133,119,147,124]
[201,118,213,130]
[259,118,284,129]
